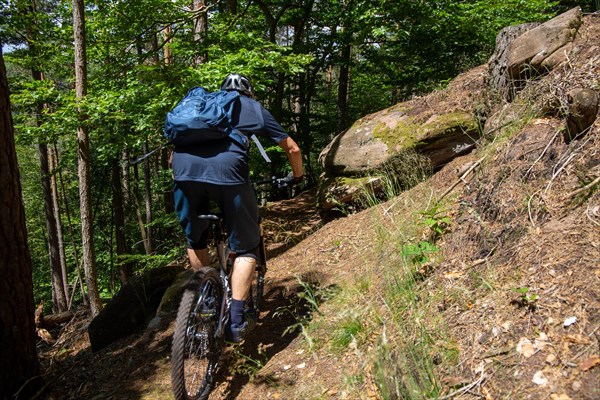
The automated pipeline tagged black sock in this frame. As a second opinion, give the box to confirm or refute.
[230,299,245,326]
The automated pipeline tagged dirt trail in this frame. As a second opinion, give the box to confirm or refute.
[41,187,354,400]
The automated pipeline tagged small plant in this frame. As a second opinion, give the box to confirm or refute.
[229,344,268,380]
[511,287,539,308]
[400,241,439,267]
[419,205,451,240]
[331,316,363,352]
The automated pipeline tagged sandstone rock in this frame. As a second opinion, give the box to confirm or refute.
[507,7,582,86]
[565,88,599,143]
[487,22,540,98]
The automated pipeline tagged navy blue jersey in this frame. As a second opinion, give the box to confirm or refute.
[171,95,288,184]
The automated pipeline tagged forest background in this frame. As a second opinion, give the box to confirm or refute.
[1,0,598,397]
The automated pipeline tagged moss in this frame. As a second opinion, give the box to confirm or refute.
[372,111,478,152]
[317,175,382,209]
[372,118,421,150]
[417,111,479,138]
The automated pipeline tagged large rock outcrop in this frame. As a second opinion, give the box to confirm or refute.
[317,7,590,211]
[317,66,488,210]
[506,7,582,85]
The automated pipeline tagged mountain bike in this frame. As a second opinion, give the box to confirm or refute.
[170,176,293,400]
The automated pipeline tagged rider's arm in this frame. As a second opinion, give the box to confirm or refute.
[278,136,303,179]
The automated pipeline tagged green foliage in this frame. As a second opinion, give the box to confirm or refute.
[511,287,539,308]
[229,344,269,380]
[400,241,439,267]
[331,316,363,352]
[419,205,451,240]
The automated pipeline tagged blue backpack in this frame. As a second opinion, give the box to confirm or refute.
[163,87,272,162]
[164,87,240,143]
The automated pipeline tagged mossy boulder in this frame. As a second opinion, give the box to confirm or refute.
[317,67,485,210]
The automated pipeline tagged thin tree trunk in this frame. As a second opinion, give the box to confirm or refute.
[192,0,208,65]
[337,43,351,134]
[121,149,131,204]
[39,141,68,312]
[27,0,68,313]
[49,146,70,303]
[142,141,153,254]
[163,25,173,64]
[227,0,237,14]
[73,0,102,316]
[161,147,174,214]
[132,163,150,254]
[0,40,43,400]
[112,158,131,283]
[55,144,87,307]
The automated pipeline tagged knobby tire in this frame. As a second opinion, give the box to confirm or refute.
[171,268,223,400]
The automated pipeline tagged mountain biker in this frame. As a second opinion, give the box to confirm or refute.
[171,73,304,342]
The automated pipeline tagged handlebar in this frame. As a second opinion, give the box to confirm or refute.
[252,174,296,189]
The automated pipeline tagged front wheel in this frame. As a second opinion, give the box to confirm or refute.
[171,267,223,400]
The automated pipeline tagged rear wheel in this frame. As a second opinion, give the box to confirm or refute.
[171,268,223,400]
[245,269,264,330]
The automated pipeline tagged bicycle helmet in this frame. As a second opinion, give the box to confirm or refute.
[220,73,254,97]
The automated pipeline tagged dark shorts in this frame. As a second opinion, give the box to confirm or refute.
[173,181,260,256]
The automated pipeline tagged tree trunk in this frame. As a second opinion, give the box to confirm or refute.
[161,148,174,214]
[0,40,43,400]
[133,163,150,254]
[56,144,88,307]
[227,0,237,14]
[73,0,102,317]
[49,145,70,303]
[163,25,173,64]
[112,158,131,283]
[39,141,69,313]
[192,0,207,65]
[337,43,351,134]
[28,0,68,313]
[142,141,153,254]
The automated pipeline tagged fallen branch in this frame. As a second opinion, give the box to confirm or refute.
[545,152,577,194]
[563,176,600,200]
[436,366,487,400]
[523,129,561,178]
[437,156,486,203]
[527,189,542,226]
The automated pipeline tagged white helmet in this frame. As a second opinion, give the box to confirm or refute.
[221,73,254,97]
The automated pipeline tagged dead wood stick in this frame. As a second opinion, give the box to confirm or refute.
[563,176,600,200]
[437,156,486,203]
[436,367,487,400]
[524,129,560,178]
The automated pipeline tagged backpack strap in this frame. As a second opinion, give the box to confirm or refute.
[250,134,271,163]
[225,98,272,164]
[238,100,271,163]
